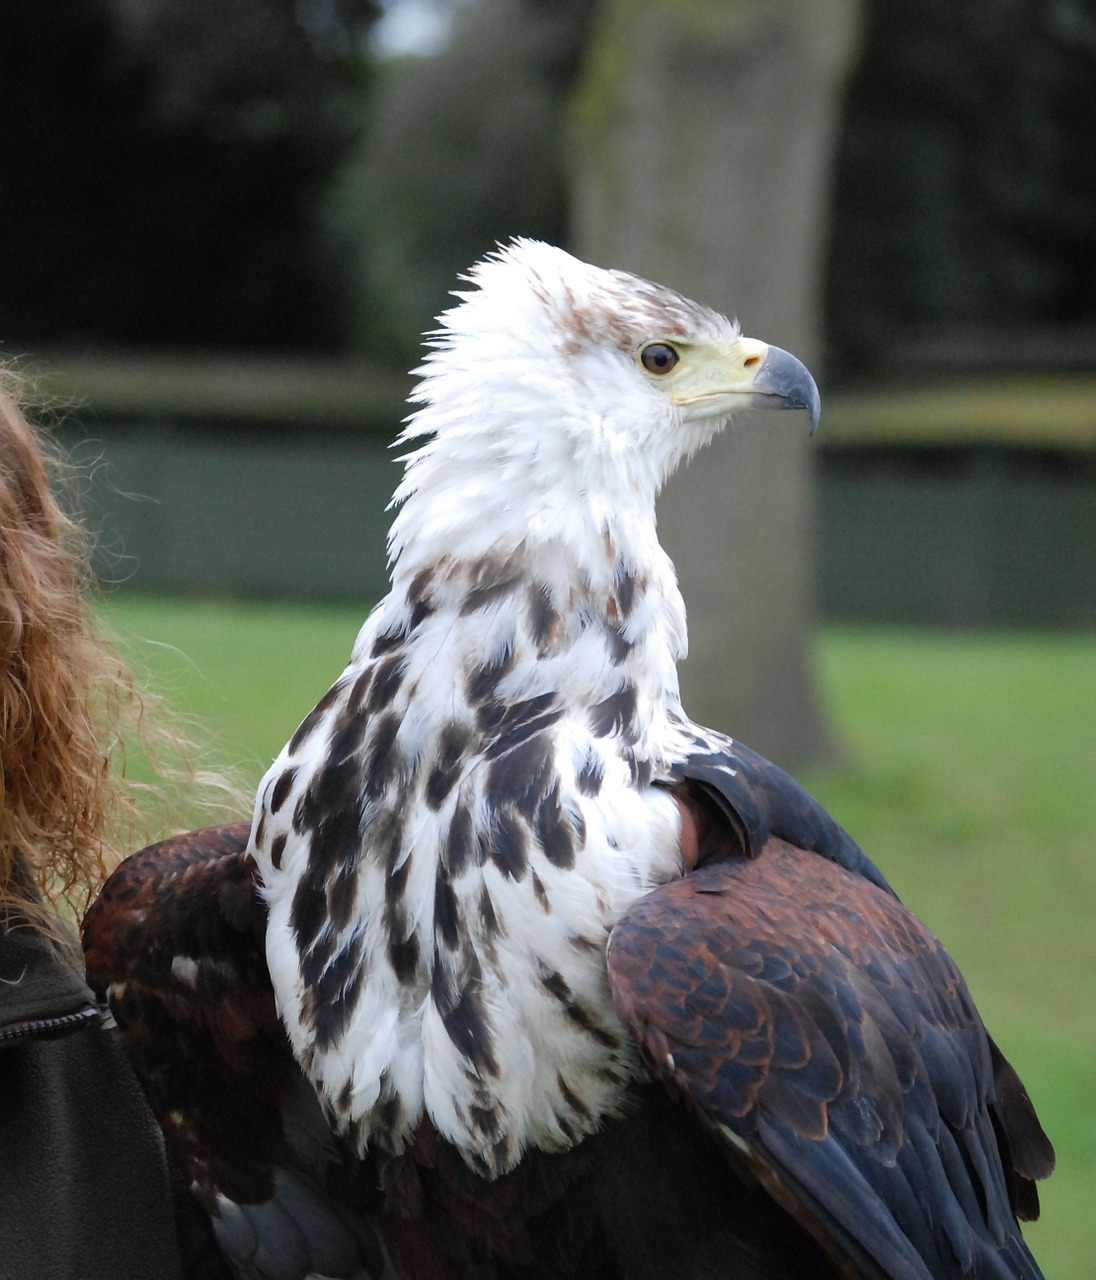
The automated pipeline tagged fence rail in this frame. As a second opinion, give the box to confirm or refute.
[17,351,1096,626]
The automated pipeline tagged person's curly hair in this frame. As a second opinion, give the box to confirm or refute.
[0,372,225,924]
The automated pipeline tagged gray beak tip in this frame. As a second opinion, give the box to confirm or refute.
[754,345,822,436]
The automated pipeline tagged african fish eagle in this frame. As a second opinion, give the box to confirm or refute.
[84,240,1053,1280]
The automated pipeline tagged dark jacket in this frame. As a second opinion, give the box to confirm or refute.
[0,879,230,1280]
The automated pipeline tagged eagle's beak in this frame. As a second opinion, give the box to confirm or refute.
[748,344,822,436]
[669,338,821,435]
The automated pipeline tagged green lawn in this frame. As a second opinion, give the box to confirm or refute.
[101,596,1095,1277]
[102,594,366,787]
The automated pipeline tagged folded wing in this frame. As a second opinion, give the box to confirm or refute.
[608,834,1054,1280]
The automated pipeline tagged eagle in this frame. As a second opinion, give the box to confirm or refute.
[84,240,1053,1280]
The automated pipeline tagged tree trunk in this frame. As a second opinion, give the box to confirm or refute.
[568,0,862,765]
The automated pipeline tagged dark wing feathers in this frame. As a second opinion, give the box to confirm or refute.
[986,1037,1056,1218]
[608,839,1051,1280]
[664,738,895,893]
[82,823,391,1280]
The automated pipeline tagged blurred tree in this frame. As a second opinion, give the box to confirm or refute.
[0,0,376,352]
[326,0,598,364]
[570,0,862,765]
[827,0,1096,372]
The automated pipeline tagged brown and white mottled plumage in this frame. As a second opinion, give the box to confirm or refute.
[83,241,1053,1280]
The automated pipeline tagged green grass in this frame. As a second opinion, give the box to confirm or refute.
[100,594,367,788]
[100,597,1095,1276]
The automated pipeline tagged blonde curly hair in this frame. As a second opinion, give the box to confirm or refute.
[0,372,226,923]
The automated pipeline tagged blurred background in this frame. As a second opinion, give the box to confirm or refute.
[3,0,1094,754]
[1,1,1093,1271]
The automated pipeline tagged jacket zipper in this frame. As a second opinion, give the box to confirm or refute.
[0,1004,99,1045]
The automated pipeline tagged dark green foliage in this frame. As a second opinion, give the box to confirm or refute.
[326,0,598,364]
[0,0,376,352]
[827,0,1096,373]
[8,0,1092,369]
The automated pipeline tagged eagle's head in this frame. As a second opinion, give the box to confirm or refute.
[388,239,819,572]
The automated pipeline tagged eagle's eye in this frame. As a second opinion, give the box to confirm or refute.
[639,342,679,375]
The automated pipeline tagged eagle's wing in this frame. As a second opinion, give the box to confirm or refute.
[661,735,896,891]
[82,823,393,1280]
[607,828,1054,1280]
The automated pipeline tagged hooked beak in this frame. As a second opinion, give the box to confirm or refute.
[747,343,822,436]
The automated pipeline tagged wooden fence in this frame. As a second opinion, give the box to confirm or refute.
[29,352,1096,627]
